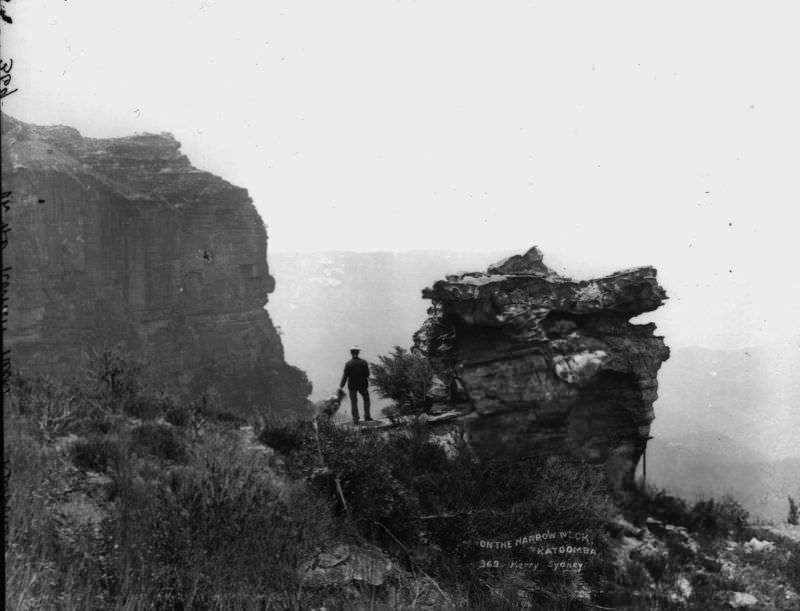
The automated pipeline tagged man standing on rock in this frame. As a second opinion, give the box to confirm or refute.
[340,345,371,424]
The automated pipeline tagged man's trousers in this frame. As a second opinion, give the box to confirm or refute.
[348,387,371,421]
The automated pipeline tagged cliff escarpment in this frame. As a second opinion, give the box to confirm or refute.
[1,113,309,414]
[414,246,670,489]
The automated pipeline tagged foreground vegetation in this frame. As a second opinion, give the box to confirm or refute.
[5,348,799,609]
[5,349,340,609]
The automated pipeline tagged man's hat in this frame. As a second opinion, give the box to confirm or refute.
[350,345,361,352]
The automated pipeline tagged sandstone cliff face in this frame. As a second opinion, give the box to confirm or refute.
[1,113,309,414]
[413,246,669,489]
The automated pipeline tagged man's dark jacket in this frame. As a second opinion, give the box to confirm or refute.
[340,357,370,390]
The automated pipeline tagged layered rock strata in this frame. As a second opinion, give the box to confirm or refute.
[1,113,309,414]
[413,246,669,489]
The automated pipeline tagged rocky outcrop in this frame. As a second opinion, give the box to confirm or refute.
[1,113,309,415]
[413,246,669,489]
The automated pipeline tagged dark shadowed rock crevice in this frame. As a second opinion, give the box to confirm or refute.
[1,113,310,415]
[413,246,670,489]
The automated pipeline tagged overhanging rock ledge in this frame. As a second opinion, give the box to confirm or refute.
[413,246,670,489]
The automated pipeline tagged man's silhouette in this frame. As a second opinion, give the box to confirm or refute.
[340,345,371,424]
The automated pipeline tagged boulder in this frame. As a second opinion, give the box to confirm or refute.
[300,543,395,588]
[728,592,759,608]
[413,246,669,489]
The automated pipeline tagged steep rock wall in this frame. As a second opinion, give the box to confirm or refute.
[413,246,669,489]
[1,113,309,414]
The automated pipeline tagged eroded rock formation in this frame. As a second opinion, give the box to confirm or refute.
[413,246,669,489]
[1,113,309,414]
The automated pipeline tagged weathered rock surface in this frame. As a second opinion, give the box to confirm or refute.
[300,543,395,588]
[1,113,310,414]
[299,543,452,610]
[413,246,669,489]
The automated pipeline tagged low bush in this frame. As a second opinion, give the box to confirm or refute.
[123,393,171,420]
[5,347,181,440]
[688,495,750,538]
[4,423,64,557]
[291,419,422,542]
[164,403,193,427]
[626,486,691,526]
[130,421,189,463]
[4,370,91,439]
[70,434,121,472]
[259,416,312,455]
[117,436,336,608]
[5,416,120,609]
[629,486,751,539]
[788,496,799,526]
[6,403,340,609]
[263,415,617,601]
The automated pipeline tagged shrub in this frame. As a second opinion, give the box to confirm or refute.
[117,436,336,607]
[164,403,193,427]
[7,406,340,608]
[4,423,64,557]
[371,346,435,415]
[130,422,189,463]
[83,344,147,405]
[270,414,617,596]
[294,419,421,542]
[788,496,799,526]
[5,361,345,609]
[4,370,89,439]
[626,486,692,527]
[628,486,751,539]
[4,348,176,440]
[259,416,312,455]
[123,391,180,421]
[4,417,119,609]
[184,389,248,426]
[689,495,750,538]
[209,408,246,424]
[70,435,121,472]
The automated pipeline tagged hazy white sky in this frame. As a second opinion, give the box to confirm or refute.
[2,1,799,349]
